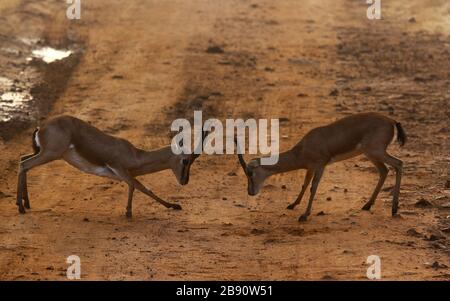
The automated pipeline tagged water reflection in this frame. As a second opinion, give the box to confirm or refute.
[0,91,33,122]
[32,47,72,63]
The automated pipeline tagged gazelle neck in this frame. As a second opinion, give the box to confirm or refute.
[262,150,305,175]
[133,146,174,175]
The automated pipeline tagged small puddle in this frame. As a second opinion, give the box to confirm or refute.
[1,46,73,122]
[0,91,33,122]
[1,37,80,138]
[0,75,33,122]
[31,47,72,63]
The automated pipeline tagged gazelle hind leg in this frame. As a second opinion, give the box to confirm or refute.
[17,153,59,213]
[362,147,403,216]
[362,156,388,211]
[107,165,181,217]
[126,184,135,218]
[382,153,403,216]
[19,154,36,209]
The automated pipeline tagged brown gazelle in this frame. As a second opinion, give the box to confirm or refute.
[237,112,406,222]
[17,115,206,218]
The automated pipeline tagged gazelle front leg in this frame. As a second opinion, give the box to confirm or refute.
[298,166,325,222]
[131,179,182,210]
[108,165,182,214]
[287,169,313,210]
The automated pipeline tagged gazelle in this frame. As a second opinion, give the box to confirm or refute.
[17,115,206,218]
[237,112,406,222]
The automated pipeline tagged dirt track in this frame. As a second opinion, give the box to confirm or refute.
[0,0,449,280]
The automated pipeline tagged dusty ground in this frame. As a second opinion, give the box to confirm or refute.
[0,0,449,280]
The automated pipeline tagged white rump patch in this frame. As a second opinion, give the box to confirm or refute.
[34,130,41,148]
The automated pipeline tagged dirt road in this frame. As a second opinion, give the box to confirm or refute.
[0,0,449,280]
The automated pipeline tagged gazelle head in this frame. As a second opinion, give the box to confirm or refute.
[173,152,200,186]
[237,154,268,196]
[172,130,209,186]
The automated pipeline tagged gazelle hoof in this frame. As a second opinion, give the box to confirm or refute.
[24,203,31,209]
[18,207,26,214]
[126,211,132,218]
[392,213,402,219]
[298,215,308,222]
[286,204,296,210]
[361,204,372,211]
[171,204,182,210]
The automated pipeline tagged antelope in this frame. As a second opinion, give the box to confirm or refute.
[17,115,206,218]
[237,112,406,222]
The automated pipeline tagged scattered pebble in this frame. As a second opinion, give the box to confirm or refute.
[415,198,433,208]
[425,233,445,241]
[431,242,447,250]
[329,89,339,96]
[0,191,12,198]
[206,46,224,54]
[406,228,422,238]
[251,228,265,235]
[431,261,448,269]
[440,227,450,234]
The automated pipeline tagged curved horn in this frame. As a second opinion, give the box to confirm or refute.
[234,138,249,176]
[238,153,249,176]
[192,130,210,160]
[202,129,209,140]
